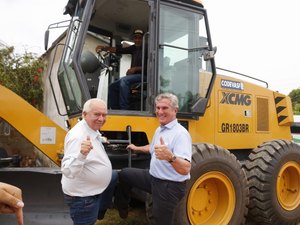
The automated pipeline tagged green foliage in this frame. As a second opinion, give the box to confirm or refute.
[294,103,300,115]
[289,88,300,115]
[0,46,44,109]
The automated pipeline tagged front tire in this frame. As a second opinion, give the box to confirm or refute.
[173,143,249,225]
[244,140,300,225]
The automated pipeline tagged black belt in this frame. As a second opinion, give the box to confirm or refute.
[64,193,100,199]
[152,176,187,185]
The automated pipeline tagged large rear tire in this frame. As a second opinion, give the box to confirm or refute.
[244,140,300,225]
[173,143,249,225]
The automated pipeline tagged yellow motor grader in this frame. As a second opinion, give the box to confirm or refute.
[1,0,300,224]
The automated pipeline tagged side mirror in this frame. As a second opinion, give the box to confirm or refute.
[44,29,50,51]
[44,19,71,51]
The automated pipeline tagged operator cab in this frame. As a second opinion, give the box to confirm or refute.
[82,27,149,111]
[57,0,216,118]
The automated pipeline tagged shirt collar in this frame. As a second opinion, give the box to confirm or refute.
[160,119,178,130]
[82,119,101,139]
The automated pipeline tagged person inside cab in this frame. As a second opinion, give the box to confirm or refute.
[95,29,146,110]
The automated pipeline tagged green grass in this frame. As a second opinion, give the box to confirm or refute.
[95,204,149,225]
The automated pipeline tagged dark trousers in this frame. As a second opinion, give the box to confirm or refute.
[115,168,186,225]
[108,74,141,109]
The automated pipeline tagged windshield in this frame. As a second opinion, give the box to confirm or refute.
[158,4,213,113]
[57,1,89,116]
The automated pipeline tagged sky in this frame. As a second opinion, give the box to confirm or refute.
[0,0,299,95]
[0,0,69,54]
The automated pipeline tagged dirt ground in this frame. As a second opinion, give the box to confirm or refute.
[95,201,148,225]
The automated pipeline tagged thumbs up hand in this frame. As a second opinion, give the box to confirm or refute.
[80,136,93,156]
[154,137,170,160]
[159,137,165,145]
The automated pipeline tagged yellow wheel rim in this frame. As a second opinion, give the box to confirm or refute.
[187,171,235,225]
[277,161,300,210]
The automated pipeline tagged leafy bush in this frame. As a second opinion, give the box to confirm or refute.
[294,103,300,115]
[0,46,44,109]
[289,88,300,115]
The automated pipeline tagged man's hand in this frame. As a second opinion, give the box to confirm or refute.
[95,45,105,53]
[80,136,93,156]
[95,45,116,54]
[127,144,138,151]
[0,182,24,225]
[126,66,142,75]
[126,67,136,75]
[154,137,172,161]
[127,144,150,154]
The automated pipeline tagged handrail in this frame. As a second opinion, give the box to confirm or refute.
[216,67,268,88]
[140,32,150,111]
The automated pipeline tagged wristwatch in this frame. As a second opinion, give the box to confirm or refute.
[169,154,177,163]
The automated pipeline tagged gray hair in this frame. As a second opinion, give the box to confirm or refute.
[83,98,107,113]
[155,93,178,109]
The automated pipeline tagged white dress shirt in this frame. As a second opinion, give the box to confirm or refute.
[61,119,112,197]
[149,119,192,182]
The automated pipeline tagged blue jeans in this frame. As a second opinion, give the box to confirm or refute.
[64,170,118,225]
[108,74,141,109]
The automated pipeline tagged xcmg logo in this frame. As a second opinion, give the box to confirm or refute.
[220,92,252,106]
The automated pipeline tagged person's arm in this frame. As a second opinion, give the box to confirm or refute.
[154,137,191,175]
[61,136,92,178]
[0,182,24,225]
[95,45,117,53]
[126,66,142,75]
[127,144,150,154]
[167,154,191,175]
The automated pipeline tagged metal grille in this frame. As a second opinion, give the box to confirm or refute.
[257,97,269,131]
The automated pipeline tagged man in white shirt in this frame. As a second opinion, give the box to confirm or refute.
[61,98,117,225]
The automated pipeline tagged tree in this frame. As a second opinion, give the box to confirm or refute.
[289,88,300,115]
[294,103,300,115]
[0,46,44,109]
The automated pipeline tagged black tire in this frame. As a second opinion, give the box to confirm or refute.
[173,143,249,225]
[244,140,300,225]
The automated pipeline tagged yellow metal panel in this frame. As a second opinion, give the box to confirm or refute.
[0,85,67,165]
[211,75,292,149]
[68,74,294,151]
[69,115,159,144]
[103,115,159,140]
[273,92,294,126]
